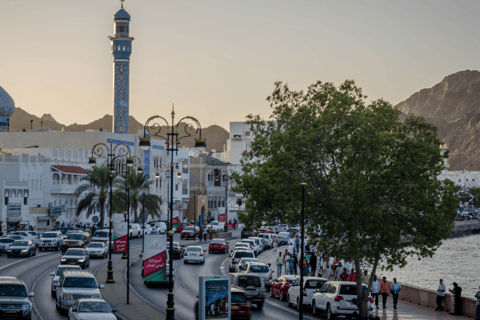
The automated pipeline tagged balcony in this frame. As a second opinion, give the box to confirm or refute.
[48,184,77,194]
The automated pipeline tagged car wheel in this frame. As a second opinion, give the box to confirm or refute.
[270,289,275,298]
[326,304,336,320]
[184,260,187,264]
[39,247,43,251]
[296,298,300,311]
[51,290,55,298]
[280,291,285,301]
[33,249,36,256]
[257,301,263,310]
[287,295,292,307]
[312,300,319,316]
[137,233,140,239]
[56,298,61,310]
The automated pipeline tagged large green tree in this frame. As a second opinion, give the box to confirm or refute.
[74,165,117,228]
[234,80,459,318]
[113,170,163,223]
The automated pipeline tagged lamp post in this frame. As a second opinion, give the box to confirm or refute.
[299,182,306,320]
[140,105,206,320]
[142,191,145,254]
[223,162,235,230]
[89,140,134,284]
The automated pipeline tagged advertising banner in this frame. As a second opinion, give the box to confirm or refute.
[113,221,128,253]
[199,276,231,320]
[218,213,225,222]
[172,216,179,229]
[143,235,167,283]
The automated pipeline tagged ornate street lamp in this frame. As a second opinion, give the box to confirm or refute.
[89,141,134,284]
[140,105,206,320]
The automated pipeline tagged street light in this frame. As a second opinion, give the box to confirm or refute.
[223,162,235,230]
[89,141,134,284]
[140,104,205,320]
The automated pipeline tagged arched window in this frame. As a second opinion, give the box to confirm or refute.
[117,45,121,51]
[122,45,126,51]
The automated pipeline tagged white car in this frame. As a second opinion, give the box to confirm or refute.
[0,237,16,253]
[249,237,265,253]
[259,233,277,249]
[157,222,167,234]
[277,232,290,245]
[229,250,255,272]
[9,231,38,245]
[234,243,252,252]
[311,281,373,318]
[67,298,117,320]
[39,231,64,251]
[50,264,81,297]
[235,257,260,272]
[243,262,273,290]
[287,277,328,311]
[129,224,141,238]
[85,242,109,258]
[140,225,153,236]
[91,229,110,243]
[206,221,226,232]
[183,246,205,264]
[241,239,259,256]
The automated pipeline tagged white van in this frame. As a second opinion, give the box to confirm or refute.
[206,221,226,232]
[259,233,277,249]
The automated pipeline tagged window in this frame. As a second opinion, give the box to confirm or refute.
[245,131,251,136]
[467,179,469,181]
[175,184,179,191]
[218,199,221,207]
[122,45,126,51]
[214,169,222,187]
[222,200,225,207]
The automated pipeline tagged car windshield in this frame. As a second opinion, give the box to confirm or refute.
[235,244,248,247]
[235,252,254,258]
[93,232,108,237]
[238,277,261,288]
[0,239,15,243]
[78,301,111,313]
[210,222,219,226]
[187,247,201,251]
[9,236,22,240]
[212,239,224,244]
[56,266,80,276]
[305,280,326,289]
[43,233,57,238]
[65,249,84,256]
[339,284,367,295]
[249,265,269,273]
[240,258,258,264]
[184,227,194,231]
[27,232,37,236]
[67,234,83,240]
[0,285,27,297]
[231,292,246,302]
[88,243,103,248]
[13,241,28,246]
[63,277,97,288]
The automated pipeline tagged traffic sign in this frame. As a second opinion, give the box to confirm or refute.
[92,215,100,224]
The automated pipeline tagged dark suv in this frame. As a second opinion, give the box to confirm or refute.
[62,232,91,252]
[0,276,34,319]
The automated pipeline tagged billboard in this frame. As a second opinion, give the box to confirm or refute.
[143,235,167,283]
[218,213,225,222]
[113,221,128,253]
[199,276,231,320]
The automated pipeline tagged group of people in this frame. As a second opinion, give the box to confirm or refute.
[436,280,480,319]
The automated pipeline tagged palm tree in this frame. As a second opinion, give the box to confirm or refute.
[74,165,117,228]
[113,170,163,223]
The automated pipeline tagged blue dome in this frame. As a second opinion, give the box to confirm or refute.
[114,9,130,21]
[0,86,15,117]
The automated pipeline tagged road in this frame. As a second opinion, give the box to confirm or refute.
[0,232,316,320]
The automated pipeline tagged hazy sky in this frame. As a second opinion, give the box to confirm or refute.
[1,0,479,130]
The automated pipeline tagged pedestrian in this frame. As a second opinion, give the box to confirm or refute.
[323,263,333,280]
[380,277,391,309]
[288,254,295,275]
[283,250,289,274]
[339,268,349,281]
[209,226,213,240]
[276,252,283,276]
[391,278,401,309]
[273,236,278,251]
[449,282,463,315]
[348,269,356,282]
[293,253,298,276]
[435,279,446,311]
[203,226,207,241]
[309,251,317,276]
[361,270,369,284]
[474,285,480,320]
[295,236,299,253]
[371,275,380,309]
[334,263,343,281]
[302,258,309,276]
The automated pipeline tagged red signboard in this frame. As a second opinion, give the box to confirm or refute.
[143,250,167,278]
[113,234,127,253]
[172,216,179,228]
[218,213,225,222]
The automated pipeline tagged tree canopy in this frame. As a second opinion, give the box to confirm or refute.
[234,80,459,317]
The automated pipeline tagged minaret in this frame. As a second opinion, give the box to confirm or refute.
[109,0,134,134]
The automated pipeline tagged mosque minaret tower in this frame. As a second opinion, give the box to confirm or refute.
[109,0,134,134]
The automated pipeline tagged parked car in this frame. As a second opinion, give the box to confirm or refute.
[243,262,273,290]
[180,226,201,240]
[236,257,260,272]
[259,233,277,249]
[68,298,117,320]
[229,250,255,272]
[183,246,205,264]
[8,231,38,246]
[50,264,82,297]
[208,239,229,254]
[0,276,34,319]
[241,227,255,239]
[55,270,103,314]
[277,232,290,245]
[129,224,141,238]
[206,221,226,232]
[241,239,259,256]
[62,232,91,252]
[39,231,64,251]
[234,243,252,252]
[287,227,300,234]
[167,242,184,259]
[85,242,109,259]
[271,275,298,301]
[311,281,374,318]
[258,226,274,234]
[91,229,110,243]
[229,272,265,309]
[60,248,90,269]
[287,277,328,311]
[7,240,36,257]
[140,225,153,237]
[249,237,265,253]
[0,237,16,253]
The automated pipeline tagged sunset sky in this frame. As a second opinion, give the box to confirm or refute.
[1,0,479,130]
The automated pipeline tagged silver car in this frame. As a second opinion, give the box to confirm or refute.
[39,231,64,251]
[0,276,34,320]
[67,298,117,320]
[243,262,273,289]
[50,265,82,297]
[55,270,104,313]
[85,242,108,259]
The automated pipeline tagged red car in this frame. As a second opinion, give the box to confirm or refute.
[62,232,91,252]
[258,227,274,234]
[208,239,229,254]
[270,275,298,301]
[180,226,200,239]
[195,288,251,320]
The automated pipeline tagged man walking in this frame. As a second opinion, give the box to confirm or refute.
[380,277,391,309]
[435,279,446,311]
[339,268,349,281]
[361,270,369,284]
[309,251,317,276]
[391,278,401,309]
[323,263,333,280]
[334,263,343,281]
[283,250,289,274]
[474,285,480,320]
[203,226,207,241]
[371,275,380,309]
[273,236,279,251]
[209,226,213,240]
[276,252,283,276]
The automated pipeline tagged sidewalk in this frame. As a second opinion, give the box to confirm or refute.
[255,246,472,320]
[95,253,165,320]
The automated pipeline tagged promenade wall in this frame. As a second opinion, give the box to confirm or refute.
[451,220,480,237]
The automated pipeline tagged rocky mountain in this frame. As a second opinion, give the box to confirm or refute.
[9,108,229,152]
[395,70,480,171]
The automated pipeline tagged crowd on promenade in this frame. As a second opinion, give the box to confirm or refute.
[273,233,480,319]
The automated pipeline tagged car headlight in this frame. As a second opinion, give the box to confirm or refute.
[21,250,28,253]
[22,304,30,310]
[61,258,66,262]
[78,259,85,262]
[63,293,72,300]
[92,294,101,299]
[7,249,11,252]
